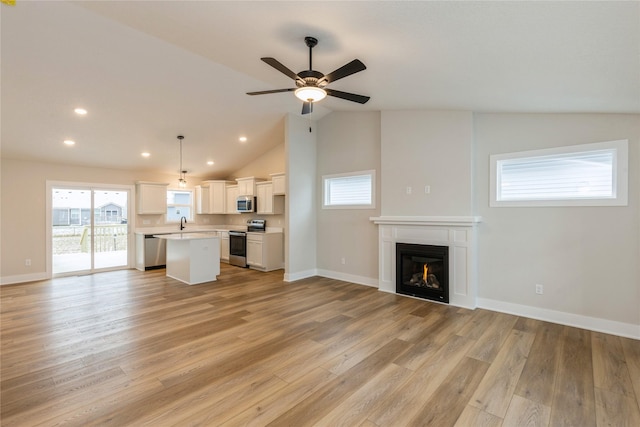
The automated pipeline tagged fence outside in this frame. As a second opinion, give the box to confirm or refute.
[53,225,128,254]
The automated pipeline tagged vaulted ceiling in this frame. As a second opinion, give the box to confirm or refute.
[2,1,638,178]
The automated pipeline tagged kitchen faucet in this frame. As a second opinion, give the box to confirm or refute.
[180,216,187,230]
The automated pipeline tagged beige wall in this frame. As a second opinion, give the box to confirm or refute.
[473,113,640,327]
[380,110,473,216]
[228,143,285,181]
[316,112,381,284]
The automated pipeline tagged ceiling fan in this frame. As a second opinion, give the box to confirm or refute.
[247,36,370,115]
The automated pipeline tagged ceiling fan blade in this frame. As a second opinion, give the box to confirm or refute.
[325,88,370,104]
[301,101,313,115]
[319,59,366,84]
[261,58,304,84]
[247,88,295,96]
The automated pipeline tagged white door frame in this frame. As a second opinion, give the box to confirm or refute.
[46,180,135,278]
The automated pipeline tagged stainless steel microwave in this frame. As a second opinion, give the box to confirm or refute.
[236,195,256,213]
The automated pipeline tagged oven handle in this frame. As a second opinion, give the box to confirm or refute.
[229,231,247,237]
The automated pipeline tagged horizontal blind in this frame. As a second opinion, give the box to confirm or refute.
[325,174,372,205]
[498,149,614,200]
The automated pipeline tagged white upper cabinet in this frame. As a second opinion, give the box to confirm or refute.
[270,173,286,196]
[198,180,233,214]
[195,185,209,214]
[226,185,239,214]
[136,182,168,214]
[256,182,284,215]
[235,177,264,197]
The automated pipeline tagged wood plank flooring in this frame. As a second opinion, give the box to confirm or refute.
[1,265,639,426]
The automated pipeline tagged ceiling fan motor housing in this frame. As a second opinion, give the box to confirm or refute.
[297,70,325,88]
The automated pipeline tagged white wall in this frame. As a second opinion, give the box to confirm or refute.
[316,112,381,286]
[380,110,474,216]
[473,113,640,334]
[284,114,317,280]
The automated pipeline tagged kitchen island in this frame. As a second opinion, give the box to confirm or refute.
[155,233,220,285]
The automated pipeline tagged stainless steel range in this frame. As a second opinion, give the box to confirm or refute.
[229,219,266,267]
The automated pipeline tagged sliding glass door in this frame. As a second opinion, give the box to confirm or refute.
[51,186,130,275]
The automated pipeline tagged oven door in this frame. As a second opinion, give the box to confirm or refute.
[229,231,247,267]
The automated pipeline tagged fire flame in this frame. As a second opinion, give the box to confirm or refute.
[423,264,428,282]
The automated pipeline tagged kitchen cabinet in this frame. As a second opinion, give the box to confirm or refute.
[219,231,230,262]
[270,173,286,195]
[256,182,284,215]
[197,180,233,214]
[246,232,283,272]
[136,182,169,214]
[226,185,239,214]
[195,185,209,214]
[235,177,264,196]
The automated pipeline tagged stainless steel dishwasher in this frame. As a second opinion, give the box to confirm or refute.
[144,234,166,269]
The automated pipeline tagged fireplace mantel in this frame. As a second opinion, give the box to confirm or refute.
[370,216,481,309]
[370,216,482,227]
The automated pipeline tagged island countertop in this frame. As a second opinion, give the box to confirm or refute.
[154,233,219,240]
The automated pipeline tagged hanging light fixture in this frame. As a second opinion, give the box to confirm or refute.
[177,135,187,188]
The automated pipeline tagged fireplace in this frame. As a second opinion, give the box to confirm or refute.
[396,243,449,303]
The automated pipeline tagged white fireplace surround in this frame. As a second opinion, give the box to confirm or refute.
[370,216,481,309]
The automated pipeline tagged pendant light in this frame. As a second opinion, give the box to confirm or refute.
[177,135,187,188]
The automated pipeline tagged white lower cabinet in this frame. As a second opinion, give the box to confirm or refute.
[219,231,230,262]
[246,232,283,271]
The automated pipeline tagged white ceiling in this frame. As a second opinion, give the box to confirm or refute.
[2,1,639,179]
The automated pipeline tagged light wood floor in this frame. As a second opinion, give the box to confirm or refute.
[2,265,639,426]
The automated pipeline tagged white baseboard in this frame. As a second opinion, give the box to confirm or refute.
[1,272,48,286]
[284,269,318,282]
[477,297,640,340]
[316,269,379,288]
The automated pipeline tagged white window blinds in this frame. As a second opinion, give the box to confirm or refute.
[323,170,375,208]
[497,150,615,201]
[490,139,628,207]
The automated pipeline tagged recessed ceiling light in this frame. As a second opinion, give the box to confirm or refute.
[141,152,150,158]
[239,136,247,143]
[74,108,87,115]
[207,161,214,165]
[63,140,75,146]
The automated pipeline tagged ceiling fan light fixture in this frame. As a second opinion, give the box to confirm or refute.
[294,86,326,103]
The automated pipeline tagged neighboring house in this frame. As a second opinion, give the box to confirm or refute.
[52,203,125,226]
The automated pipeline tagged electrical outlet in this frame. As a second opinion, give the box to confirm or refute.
[406,186,412,195]
[424,185,431,194]
[203,218,210,223]
[25,259,31,266]
[142,219,151,225]
[535,284,544,295]
[341,257,346,265]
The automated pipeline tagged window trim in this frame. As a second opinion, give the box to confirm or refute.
[322,169,376,210]
[490,139,628,207]
[166,188,194,222]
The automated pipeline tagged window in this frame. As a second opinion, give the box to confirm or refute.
[323,170,375,209]
[167,189,193,221]
[490,139,628,207]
